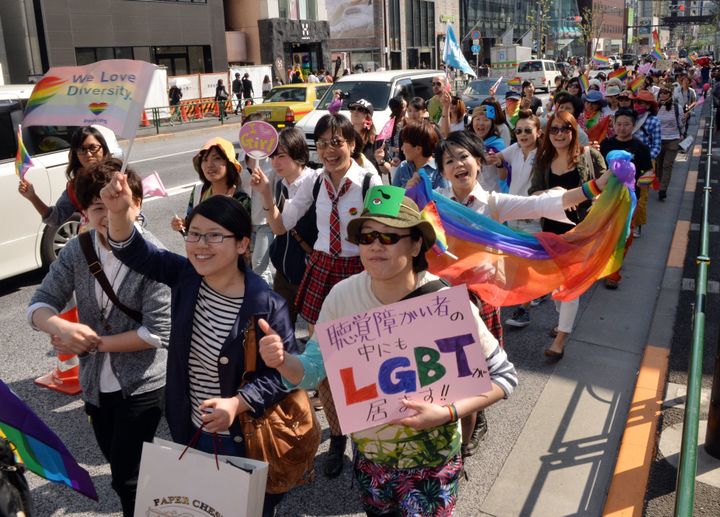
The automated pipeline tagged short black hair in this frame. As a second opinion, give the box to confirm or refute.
[273,127,309,166]
[614,108,637,122]
[196,146,240,191]
[554,91,583,118]
[314,113,356,142]
[74,158,143,210]
[435,131,486,174]
[401,120,439,158]
[408,97,426,111]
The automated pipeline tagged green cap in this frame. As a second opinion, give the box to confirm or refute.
[363,186,407,217]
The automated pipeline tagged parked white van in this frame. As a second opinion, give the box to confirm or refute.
[516,59,562,92]
[294,70,442,161]
[0,85,120,282]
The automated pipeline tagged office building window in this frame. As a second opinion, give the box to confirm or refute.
[151,45,211,75]
[279,0,317,20]
[406,0,434,48]
[76,47,134,65]
[388,0,401,50]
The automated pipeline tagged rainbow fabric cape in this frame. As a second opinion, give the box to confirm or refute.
[15,125,33,179]
[0,379,98,500]
[408,151,637,307]
[593,54,610,67]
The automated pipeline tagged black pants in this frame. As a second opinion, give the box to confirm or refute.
[85,387,164,517]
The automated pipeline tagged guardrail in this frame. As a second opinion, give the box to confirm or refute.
[674,99,715,516]
[138,97,265,134]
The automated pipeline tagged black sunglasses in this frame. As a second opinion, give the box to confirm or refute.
[549,125,572,135]
[357,231,412,245]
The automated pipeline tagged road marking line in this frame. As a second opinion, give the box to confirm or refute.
[681,278,720,294]
[129,149,197,164]
[667,220,690,268]
[689,223,719,232]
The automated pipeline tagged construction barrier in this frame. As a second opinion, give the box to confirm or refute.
[34,307,82,396]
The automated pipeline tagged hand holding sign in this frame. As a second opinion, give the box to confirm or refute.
[250,167,271,195]
[394,398,452,431]
[258,318,285,368]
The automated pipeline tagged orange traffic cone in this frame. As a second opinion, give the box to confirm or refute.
[180,104,189,123]
[194,103,203,119]
[140,111,151,127]
[213,100,220,118]
[34,307,82,395]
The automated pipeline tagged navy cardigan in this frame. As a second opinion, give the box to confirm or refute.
[112,230,298,445]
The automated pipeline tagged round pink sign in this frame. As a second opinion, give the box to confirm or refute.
[239,121,279,159]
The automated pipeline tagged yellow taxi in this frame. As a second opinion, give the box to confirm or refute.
[242,83,331,128]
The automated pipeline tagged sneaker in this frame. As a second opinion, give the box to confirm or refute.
[462,411,488,458]
[323,435,347,478]
[530,293,551,307]
[633,225,641,239]
[505,307,530,328]
[659,190,667,201]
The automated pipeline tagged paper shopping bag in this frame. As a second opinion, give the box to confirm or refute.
[679,135,694,153]
[134,438,268,517]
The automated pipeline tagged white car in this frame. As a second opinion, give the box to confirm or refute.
[516,59,562,93]
[294,70,441,162]
[0,85,120,282]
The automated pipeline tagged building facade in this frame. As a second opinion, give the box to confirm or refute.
[0,0,228,84]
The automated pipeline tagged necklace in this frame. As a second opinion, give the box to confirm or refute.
[96,241,123,330]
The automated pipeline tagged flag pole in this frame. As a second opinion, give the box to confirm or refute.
[120,136,135,174]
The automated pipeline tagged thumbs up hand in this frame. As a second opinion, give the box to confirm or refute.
[258,318,285,368]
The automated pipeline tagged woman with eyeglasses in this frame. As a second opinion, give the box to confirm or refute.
[252,113,382,479]
[101,180,298,517]
[529,111,607,360]
[566,78,582,99]
[18,125,119,227]
[170,138,251,235]
[468,103,507,193]
[439,93,467,138]
[257,187,518,516]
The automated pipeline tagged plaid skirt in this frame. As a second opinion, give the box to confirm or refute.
[473,292,504,348]
[296,250,363,324]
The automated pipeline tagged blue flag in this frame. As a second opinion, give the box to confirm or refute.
[443,24,477,78]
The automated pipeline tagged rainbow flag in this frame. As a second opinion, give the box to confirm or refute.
[593,54,610,67]
[629,76,644,93]
[508,77,521,87]
[650,48,664,61]
[406,152,636,307]
[15,125,33,179]
[608,68,628,82]
[579,74,590,93]
[0,380,97,500]
[421,201,449,255]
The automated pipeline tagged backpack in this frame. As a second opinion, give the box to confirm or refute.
[268,172,373,284]
[0,438,31,517]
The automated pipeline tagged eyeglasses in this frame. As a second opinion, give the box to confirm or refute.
[76,144,103,155]
[183,231,235,244]
[316,137,347,150]
[357,231,412,245]
[548,126,572,135]
[514,127,534,135]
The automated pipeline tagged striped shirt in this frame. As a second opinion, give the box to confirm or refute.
[189,281,244,434]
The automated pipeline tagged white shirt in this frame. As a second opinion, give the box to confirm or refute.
[436,181,571,224]
[281,166,321,198]
[501,143,537,197]
[280,160,382,257]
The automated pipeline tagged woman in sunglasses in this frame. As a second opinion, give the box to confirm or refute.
[529,111,607,359]
[18,125,119,227]
[257,187,518,516]
[253,113,382,478]
[348,99,379,171]
[439,94,467,138]
[101,180,298,517]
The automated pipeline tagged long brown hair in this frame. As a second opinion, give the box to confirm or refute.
[536,111,582,173]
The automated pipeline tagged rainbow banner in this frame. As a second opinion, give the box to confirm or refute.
[608,68,628,82]
[421,201,449,255]
[593,54,610,67]
[0,380,97,500]
[406,152,636,307]
[15,125,33,179]
[508,77,521,87]
[579,74,590,93]
[22,59,156,139]
[629,76,644,93]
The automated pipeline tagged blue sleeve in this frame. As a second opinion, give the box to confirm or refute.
[238,295,299,417]
[111,229,188,288]
[42,190,78,227]
[281,337,327,390]
[392,162,411,187]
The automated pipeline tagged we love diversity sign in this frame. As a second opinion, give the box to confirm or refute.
[22,59,156,139]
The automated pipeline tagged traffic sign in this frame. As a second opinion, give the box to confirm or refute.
[472,30,481,40]
[471,44,481,54]
[472,38,480,46]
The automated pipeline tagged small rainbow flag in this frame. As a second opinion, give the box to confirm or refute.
[650,48,664,61]
[421,200,456,258]
[593,54,610,67]
[579,74,590,93]
[15,125,33,179]
[608,68,628,82]
[508,77,521,87]
[629,76,644,93]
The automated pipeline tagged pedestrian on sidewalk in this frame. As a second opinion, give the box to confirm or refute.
[28,160,170,516]
[231,73,242,115]
[631,90,661,238]
[529,111,608,360]
[168,84,183,125]
[242,73,255,106]
[257,188,518,516]
[655,82,684,201]
[214,79,229,121]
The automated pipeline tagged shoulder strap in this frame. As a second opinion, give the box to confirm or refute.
[274,181,285,212]
[243,315,258,377]
[79,232,143,324]
[584,147,595,179]
[401,279,450,301]
[312,175,323,202]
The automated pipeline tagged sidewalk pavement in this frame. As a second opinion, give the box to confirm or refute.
[481,109,714,516]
